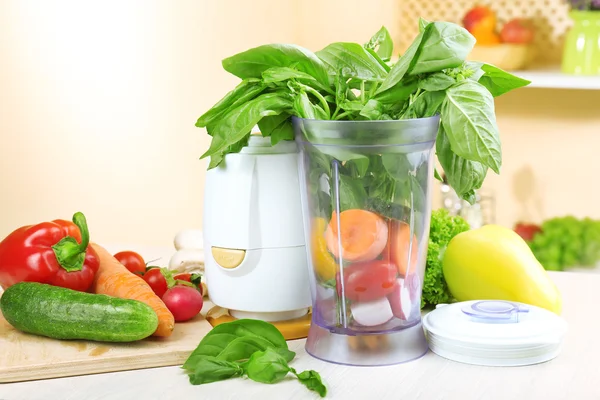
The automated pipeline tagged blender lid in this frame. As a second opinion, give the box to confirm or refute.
[422,300,568,367]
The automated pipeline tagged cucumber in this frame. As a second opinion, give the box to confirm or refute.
[0,282,159,342]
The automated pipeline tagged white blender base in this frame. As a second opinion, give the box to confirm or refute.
[305,321,428,366]
[230,308,309,322]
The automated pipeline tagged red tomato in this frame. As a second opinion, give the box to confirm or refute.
[114,251,146,276]
[174,273,203,295]
[162,286,204,322]
[342,260,398,302]
[143,268,168,298]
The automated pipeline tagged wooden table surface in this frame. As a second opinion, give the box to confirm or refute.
[1,270,597,400]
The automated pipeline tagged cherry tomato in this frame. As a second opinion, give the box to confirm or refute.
[174,273,203,295]
[343,260,398,302]
[162,285,204,322]
[114,251,146,276]
[143,268,168,298]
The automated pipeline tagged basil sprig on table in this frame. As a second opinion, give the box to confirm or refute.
[183,319,327,397]
[196,19,530,203]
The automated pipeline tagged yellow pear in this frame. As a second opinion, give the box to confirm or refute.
[442,224,562,314]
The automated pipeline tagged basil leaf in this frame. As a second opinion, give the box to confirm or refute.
[196,80,265,128]
[345,157,370,177]
[317,42,387,81]
[360,99,384,120]
[436,124,487,202]
[246,347,291,384]
[293,91,328,120]
[465,61,485,81]
[295,370,327,398]
[217,336,294,364]
[407,90,445,118]
[262,67,317,84]
[222,44,330,88]
[374,78,418,106]
[258,114,294,145]
[418,72,456,91]
[202,93,292,163]
[441,80,501,174]
[419,17,431,32]
[183,319,292,370]
[187,356,243,385]
[478,63,531,97]
[338,175,367,211]
[409,22,475,75]
[364,26,394,61]
[376,28,425,94]
[382,154,413,183]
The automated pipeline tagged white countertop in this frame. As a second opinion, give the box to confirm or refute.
[2,270,598,400]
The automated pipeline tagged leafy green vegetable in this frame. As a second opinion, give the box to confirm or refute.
[183,318,293,370]
[527,216,600,271]
[187,356,244,385]
[478,63,531,97]
[196,21,531,204]
[422,209,470,308]
[441,80,501,174]
[246,347,291,384]
[245,348,327,397]
[183,319,327,397]
[364,26,394,61]
[222,44,330,88]
[317,42,387,81]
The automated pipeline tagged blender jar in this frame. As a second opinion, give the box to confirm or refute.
[294,116,439,366]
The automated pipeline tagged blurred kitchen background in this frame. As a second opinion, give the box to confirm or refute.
[1,0,599,271]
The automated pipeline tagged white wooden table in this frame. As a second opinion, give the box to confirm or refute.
[1,270,598,400]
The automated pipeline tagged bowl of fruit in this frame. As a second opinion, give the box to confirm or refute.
[463,5,536,71]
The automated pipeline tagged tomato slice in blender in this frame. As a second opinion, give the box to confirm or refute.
[342,260,398,302]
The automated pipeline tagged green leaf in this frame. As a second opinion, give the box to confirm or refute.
[293,91,328,120]
[374,78,418,106]
[217,336,294,363]
[360,99,384,120]
[410,22,475,75]
[183,319,292,371]
[418,72,456,91]
[434,167,443,182]
[465,61,485,81]
[406,90,445,118]
[376,29,425,94]
[261,67,317,84]
[364,26,394,61]
[441,80,501,174]
[345,157,370,177]
[478,63,531,97]
[196,80,265,128]
[338,175,367,211]
[258,114,294,145]
[381,153,414,183]
[245,347,291,384]
[419,17,431,32]
[295,370,328,398]
[187,356,243,385]
[202,93,292,164]
[317,42,387,81]
[436,124,487,201]
[222,44,330,88]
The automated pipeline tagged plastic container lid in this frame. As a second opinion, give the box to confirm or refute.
[422,300,568,367]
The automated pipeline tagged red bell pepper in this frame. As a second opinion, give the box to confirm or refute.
[0,212,100,292]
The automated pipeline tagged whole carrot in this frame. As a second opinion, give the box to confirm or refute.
[90,243,175,337]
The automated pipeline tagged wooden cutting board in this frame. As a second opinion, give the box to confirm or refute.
[0,307,213,383]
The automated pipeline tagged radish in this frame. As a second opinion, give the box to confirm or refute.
[162,285,204,322]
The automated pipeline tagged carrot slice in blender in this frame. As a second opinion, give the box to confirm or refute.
[383,220,419,276]
[325,209,388,262]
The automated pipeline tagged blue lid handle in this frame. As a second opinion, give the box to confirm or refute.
[461,300,530,324]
